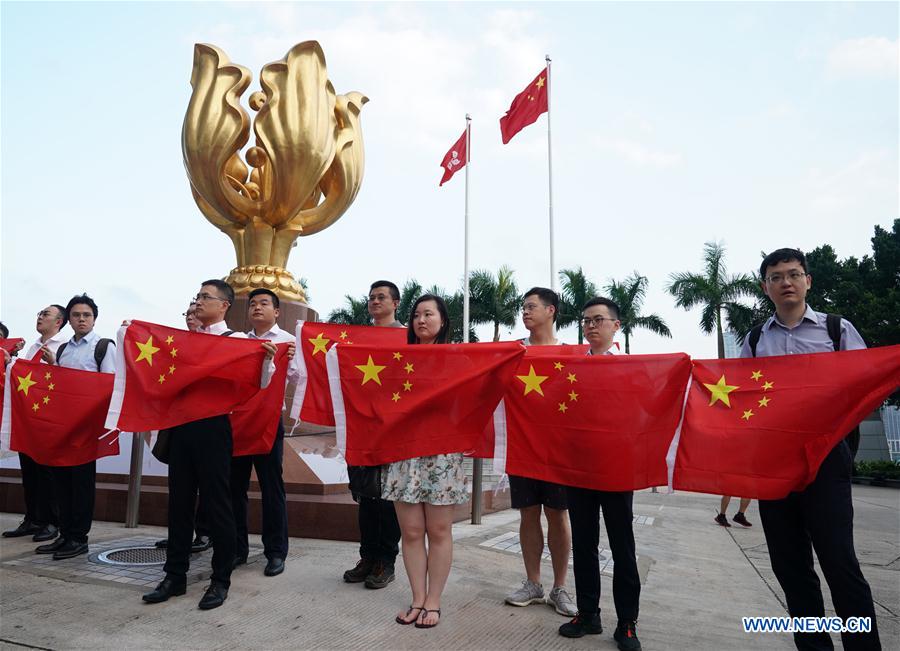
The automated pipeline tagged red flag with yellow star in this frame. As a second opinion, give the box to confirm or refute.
[230,344,290,456]
[104,320,270,432]
[1,357,119,465]
[498,352,692,491]
[673,346,900,499]
[326,342,525,465]
[499,68,548,144]
[0,338,24,355]
[290,322,407,427]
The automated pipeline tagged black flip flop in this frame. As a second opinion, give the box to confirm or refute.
[396,605,424,625]
[415,608,441,629]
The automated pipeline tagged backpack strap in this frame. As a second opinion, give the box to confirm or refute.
[94,338,114,371]
[54,342,68,365]
[825,314,843,352]
[748,324,764,358]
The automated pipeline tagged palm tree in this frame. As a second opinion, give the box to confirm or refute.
[606,272,672,354]
[327,295,370,325]
[469,265,520,341]
[666,242,757,358]
[557,266,598,343]
[396,279,423,325]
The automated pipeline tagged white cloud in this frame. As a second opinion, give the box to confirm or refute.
[826,36,899,78]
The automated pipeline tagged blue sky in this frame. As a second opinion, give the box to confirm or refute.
[1,1,897,356]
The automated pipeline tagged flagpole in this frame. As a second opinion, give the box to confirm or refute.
[546,54,556,291]
[464,114,484,525]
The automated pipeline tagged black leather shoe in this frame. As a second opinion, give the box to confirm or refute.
[32,524,59,542]
[264,557,285,577]
[52,539,88,560]
[232,555,247,569]
[3,520,40,538]
[36,537,67,554]
[343,558,375,583]
[559,613,603,638]
[142,577,187,603]
[191,535,211,553]
[198,583,228,610]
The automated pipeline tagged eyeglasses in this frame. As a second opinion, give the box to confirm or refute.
[581,316,616,328]
[368,293,393,302]
[37,310,56,318]
[69,311,94,320]
[193,293,228,303]
[521,302,546,313]
[765,271,808,284]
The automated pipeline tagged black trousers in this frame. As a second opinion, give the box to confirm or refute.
[231,422,288,561]
[358,496,400,564]
[50,461,95,544]
[759,441,880,651]
[566,486,640,622]
[164,416,235,587]
[19,453,58,527]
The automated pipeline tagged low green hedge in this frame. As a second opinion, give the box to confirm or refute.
[853,460,900,480]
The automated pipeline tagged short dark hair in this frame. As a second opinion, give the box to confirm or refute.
[407,294,451,344]
[582,296,620,320]
[760,248,808,280]
[0,322,8,339]
[248,288,280,308]
[523,287,559,322]
[51,304,67,324]
[66,293,98,319]
[370,280,400,302]
[201,279,235,311]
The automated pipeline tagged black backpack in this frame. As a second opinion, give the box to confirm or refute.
[55,337,114,372]
[747,313,860,458]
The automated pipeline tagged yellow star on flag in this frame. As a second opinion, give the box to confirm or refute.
[536,76,545,88]
[554,361,564,371]
[758,396,770,408]
[393,352,403,361]
[558,402,568,413]
[402,380,413,392]
[404,363,414,374]
[340,331,348,340]
[704,375,740,407]
[135,336,160,366]
[32,403,39,412]
[47,383,55,391]
[16,372,37,396]
[170,348,178,358]
[169,365,176,375]
[309,332,330,356]
[42,396,50,405]
[391,392,400,403]
[517,365,549,397]
[165,336,174,345]
[356,355,387,386]
[751,370,763,381]
[568,390,579,402]
[742,409,755,421]
[44,372,52,381]
[566,373,578,384]
[158,374,166,384]
[762,381,774,391]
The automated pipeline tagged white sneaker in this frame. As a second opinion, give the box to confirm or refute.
[505,579,545,606]
[547,586,577,616]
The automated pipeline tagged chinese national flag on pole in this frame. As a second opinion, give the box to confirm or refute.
[497,352,692,491]
[290,322,407,427]
[439,129,467,186]
[230,344,290,457]
[327,342,525,465]
[499,68,549,144]
[673,346,900,499]
[1,357,119,466]
[104,320,269,432]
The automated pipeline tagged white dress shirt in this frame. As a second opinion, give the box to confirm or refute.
[24,330,69,361]
[247,323,301,384]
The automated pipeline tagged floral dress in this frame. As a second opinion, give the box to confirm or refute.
[381,453,470,505]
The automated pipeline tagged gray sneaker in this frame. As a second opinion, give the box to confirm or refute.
[505,579,545,606]
[548,586,577,616]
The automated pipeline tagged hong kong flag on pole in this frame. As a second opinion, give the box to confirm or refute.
[290,322,407,427]
[1,357,119,466]
[497,352,692,491]
[499,68,549,144]
[439,129,467,186]
[326,342,525,465]
[673,346,900,499]
[104,320,269,432]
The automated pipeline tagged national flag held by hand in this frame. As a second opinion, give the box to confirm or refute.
[1,357,119,466]
[499,68,549,144]
[230,344,291,457]
[0,338,24,355]
[673,346,900,499]
[439,129,467,186]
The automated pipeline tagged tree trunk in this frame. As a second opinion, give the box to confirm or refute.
[716,307,725,359]
[493,321,500,342]
[625,332,631,355]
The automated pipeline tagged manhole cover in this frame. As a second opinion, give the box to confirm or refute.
[96,546,166,566]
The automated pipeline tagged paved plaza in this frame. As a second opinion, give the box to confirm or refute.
[1,486,897,650]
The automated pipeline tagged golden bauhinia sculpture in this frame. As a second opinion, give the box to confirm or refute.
[182,41,367,302]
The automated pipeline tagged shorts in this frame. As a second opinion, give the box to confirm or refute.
[508,475,568,510]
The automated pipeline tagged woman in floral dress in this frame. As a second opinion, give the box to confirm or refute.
[383,294,469,629]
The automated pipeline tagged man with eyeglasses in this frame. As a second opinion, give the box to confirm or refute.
[143,279,278,611]
[740,248,879,651]
[558,297,641,651]
[505,287,577,619]
[342,280,403,589]
[2,305,68,543]
[38,294,116,561]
